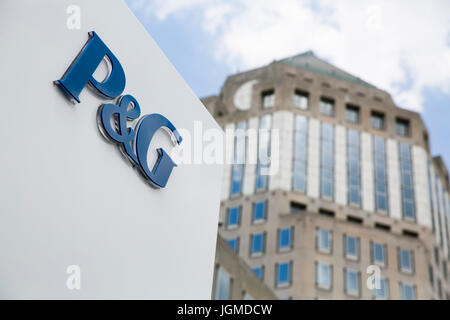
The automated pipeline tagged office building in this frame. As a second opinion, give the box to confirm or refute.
[212,235,278,300]
[204,51,450,299]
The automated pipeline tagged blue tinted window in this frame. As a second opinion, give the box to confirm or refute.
[400,283,416,300]
[230,121,247,196]
[347,129,361,206]
[293,115,308,192]
[227,238,239,253]
[279,228,292,250]
[427,161,436,233]
[294,91,308,109]
[399,143,415,219]
[345,235,359,260]
[253,201,266,222]
[442,188,450,251]
[317,229,332,253]
[252,266,264,280]
[256,115,271,191]
[346,105,360,123]
[277,262,291,285]
[320,99,334,116]
[320,123,334,199]
[399,248,413,273]
[255,166,268,190]
[435,175,444,243]
[251,233,265,254]
[434,173,445,245]
[371,112,384,130]
[372,242,386,266]
[230,164,244,195]
[262,90,275,109]
[345,269,360,296]
[214,268,231,300]
[373,278,389,299]
[396,119,409,136]
[227,207,240,228]
[373,136,388,212]
[316,262,332,289]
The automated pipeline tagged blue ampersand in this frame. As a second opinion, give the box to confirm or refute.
[98,94,182,188]
[98,94,140,164]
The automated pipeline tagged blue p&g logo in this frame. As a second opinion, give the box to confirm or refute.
[55,32,182,188]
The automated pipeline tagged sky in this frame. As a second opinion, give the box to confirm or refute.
[125,0,450,169]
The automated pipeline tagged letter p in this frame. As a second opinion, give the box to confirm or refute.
[55,31,126,103]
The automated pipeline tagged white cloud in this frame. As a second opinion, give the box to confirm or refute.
[127,0,213,20]
[129,0,450,112]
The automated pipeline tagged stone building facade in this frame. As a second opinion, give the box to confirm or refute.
[212,235,278,300]
[204,51,450,300]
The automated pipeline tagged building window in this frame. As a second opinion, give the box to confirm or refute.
[445,193,450,254]
[276,262,292,287]
[320,98,334,116]
[227,238,239,253]
[399,143,415,220]
[252,266,264,280]
[346,105,360,123]
[319,208,335,218]
[396,118,410,137]
[255,114,271,191]
[250,232,265,256]
[345,269,361,296]
[372,242,387,267]
[428,265,434,288]
[243,292,254,300]
[290,201,307,213]
[316,262,332,290]
[293,115,308,192]
[373,278,389,300]
[344,235,359,260]
[440,184,450,249]
[230,165,244,196]
[434,246,440,265]
[435,175,444,245]
[398,248,414,274]
[347,129,361,206]
[371,111,385,130]
[294,90,309,110]
[424,131,430,150]
[214,267,231,300]
[443,261,448,280]
[320,122,334,199]
[278,227,293,251]
[434,179,450,249]
[399,283,416,300]
[230,121,247,196]
[261,90,275,109]
[427,160,436,233]
[317,228,332,254]
[226,207,240,229]
[373,136,388,213]
[253,201,267,223]
[438,279,443,299]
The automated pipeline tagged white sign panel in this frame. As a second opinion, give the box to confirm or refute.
[0,0,222,299]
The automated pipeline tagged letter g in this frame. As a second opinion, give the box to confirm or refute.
[135,114,182,188]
